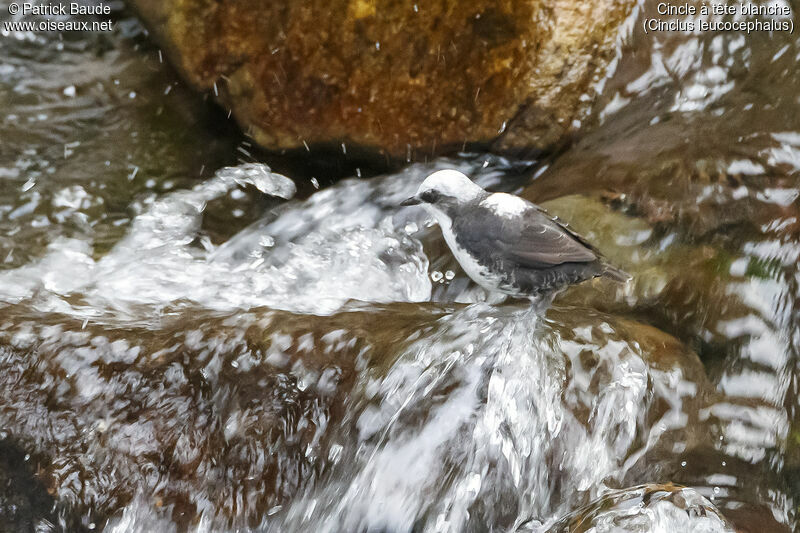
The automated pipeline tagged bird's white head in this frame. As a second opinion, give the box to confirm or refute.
[401,170,485,210]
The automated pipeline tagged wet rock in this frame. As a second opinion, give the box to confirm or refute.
[539,192,798,463]
[647,448,794,533]
[128,0,635,158]
[512,17,800,520]
[279,303,714,532]
[0,303,443,530]
[0,300,712,531]
[536,193,756,351]
[534,483,736,533]
[505,182,798,531]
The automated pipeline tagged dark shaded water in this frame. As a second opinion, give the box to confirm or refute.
[0,1,799,532]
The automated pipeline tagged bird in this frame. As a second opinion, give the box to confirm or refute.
[401,169,630,300]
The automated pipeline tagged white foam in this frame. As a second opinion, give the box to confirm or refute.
[0,163,433,318]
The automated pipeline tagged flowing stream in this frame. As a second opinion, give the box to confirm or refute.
[1,1,799,532]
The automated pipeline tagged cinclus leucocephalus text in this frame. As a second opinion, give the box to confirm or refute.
[401,169,630,299]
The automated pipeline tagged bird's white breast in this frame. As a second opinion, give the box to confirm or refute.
[428,208,502,292]
[479,193,529,219]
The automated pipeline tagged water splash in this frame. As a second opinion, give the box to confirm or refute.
[0,163,433,317]
[275,305,710,532]
[535,484,736,533]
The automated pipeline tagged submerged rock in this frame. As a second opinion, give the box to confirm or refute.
[0,300,712,531]
[128,0,635,158]
[0,304,439,529]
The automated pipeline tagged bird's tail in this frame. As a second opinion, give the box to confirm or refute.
[601,263,632,283]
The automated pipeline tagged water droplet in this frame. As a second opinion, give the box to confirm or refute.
[445,270,455,280]
[431,271,443,282]
[128,91,136,99]
[63,85,76,97]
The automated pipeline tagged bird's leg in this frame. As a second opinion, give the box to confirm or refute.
[527,291,556,313]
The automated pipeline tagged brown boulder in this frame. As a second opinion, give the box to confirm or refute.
[129,0,634,158]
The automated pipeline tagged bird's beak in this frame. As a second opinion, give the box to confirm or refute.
[400,196,421,206]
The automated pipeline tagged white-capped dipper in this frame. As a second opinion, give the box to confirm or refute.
[401,169,630,299]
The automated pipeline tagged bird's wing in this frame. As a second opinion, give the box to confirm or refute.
[453,203,598,270]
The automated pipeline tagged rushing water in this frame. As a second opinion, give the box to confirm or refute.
[1,1,800,532]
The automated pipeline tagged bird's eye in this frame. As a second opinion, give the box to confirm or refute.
[420,190,441,204]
